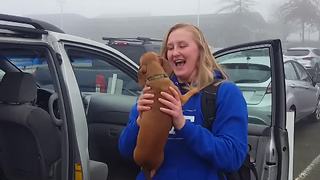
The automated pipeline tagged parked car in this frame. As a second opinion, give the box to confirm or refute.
[102,37,162,65]
[217,50,320,124]
[216,51,272,125]
[284,47,320,82]
[284,59,320,122]
[0,14,289,180]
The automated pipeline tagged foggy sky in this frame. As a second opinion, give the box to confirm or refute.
[1,0,284,20]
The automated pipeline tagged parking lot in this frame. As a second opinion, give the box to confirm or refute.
[294,119,320,180]
[2,0,320,178]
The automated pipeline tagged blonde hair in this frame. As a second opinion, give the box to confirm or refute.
[160,23,227,89]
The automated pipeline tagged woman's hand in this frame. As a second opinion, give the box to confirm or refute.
[137,86,154,125]
[158,86,185,130]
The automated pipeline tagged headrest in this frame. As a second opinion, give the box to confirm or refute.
[0,72,37,104]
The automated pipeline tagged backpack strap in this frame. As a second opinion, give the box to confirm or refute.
[201,80,223,130]
[201,80,259,180]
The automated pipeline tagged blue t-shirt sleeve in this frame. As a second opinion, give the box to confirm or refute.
[175,82,248,171]
[118,103,140,159]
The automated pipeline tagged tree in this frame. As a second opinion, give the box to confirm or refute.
[280,0,319,42]
[310,0,320,41]
[216,0,256,14]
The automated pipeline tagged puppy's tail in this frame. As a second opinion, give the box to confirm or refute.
[142,167,153,180]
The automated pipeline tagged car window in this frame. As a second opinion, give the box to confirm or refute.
[216,48,271,125]
[104,37,162,65]
[66,48,140,96]
[284,62,298,80]
[110,44,145,64]
[284,49,309,56]
[221,63,270,83]
[1,47,55,90]
[294,62,312,82]
[312,49,320,56]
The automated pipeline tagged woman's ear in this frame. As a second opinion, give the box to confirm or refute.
[138,65,147,87]
[160,57,172,76]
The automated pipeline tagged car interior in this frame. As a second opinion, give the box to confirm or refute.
[0,47,62,180]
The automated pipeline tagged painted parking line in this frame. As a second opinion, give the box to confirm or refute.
[295,153,320,180]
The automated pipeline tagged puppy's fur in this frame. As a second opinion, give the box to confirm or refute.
[134,52,199,179]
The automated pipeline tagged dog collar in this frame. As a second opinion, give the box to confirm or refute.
[147,74,168,81]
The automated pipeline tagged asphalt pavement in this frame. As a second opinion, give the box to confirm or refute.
[294,119,320,180]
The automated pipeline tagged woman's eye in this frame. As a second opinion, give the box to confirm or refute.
[167,46,173,51]
[179,44,187,48]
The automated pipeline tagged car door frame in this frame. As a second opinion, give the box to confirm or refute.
[214,39,288,180]
[55,39,139,180]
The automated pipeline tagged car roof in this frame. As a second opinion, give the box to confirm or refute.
[102,37,162,45]
[0,14,139,69]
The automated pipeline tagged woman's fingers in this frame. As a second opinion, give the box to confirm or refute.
[137,86,154,112]
[169,86,180,101]
[142,86,151,93]
[158,89,181,117]
[159,87,186,129]
[159,92,176,109]
[150,169,156,178]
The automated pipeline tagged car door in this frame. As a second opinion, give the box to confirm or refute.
[59,42,141,180]
[292,61,318,116]
[284,61,306,121]
[214,39,288,180]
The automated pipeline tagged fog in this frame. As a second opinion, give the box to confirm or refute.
[1,0,319,49]
[1,0,283,19]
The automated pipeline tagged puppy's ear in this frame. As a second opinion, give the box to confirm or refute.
[159,57,172,76]
[138,65,147,87]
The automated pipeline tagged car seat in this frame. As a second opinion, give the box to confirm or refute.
[0,72,61,180]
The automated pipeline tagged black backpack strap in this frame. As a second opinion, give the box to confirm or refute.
[201,80,223,130]
[201,80,259,180]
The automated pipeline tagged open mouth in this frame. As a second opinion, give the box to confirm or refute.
[174,59,186,67]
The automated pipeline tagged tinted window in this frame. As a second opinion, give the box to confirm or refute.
[294,62,312,82]
[284,49,309,56]
[67,48,140,96]
[284,62,298,80]
[2,48,54,89]
[221,63,270,83]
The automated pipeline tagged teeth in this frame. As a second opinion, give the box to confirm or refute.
[174,60,185,66]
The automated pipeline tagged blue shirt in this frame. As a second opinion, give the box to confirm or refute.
[118,74,248,180]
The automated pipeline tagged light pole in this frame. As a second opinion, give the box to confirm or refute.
[197,0,200,27]
[57,0,65,29]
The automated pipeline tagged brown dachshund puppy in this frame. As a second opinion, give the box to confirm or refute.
[134,52,199,179]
